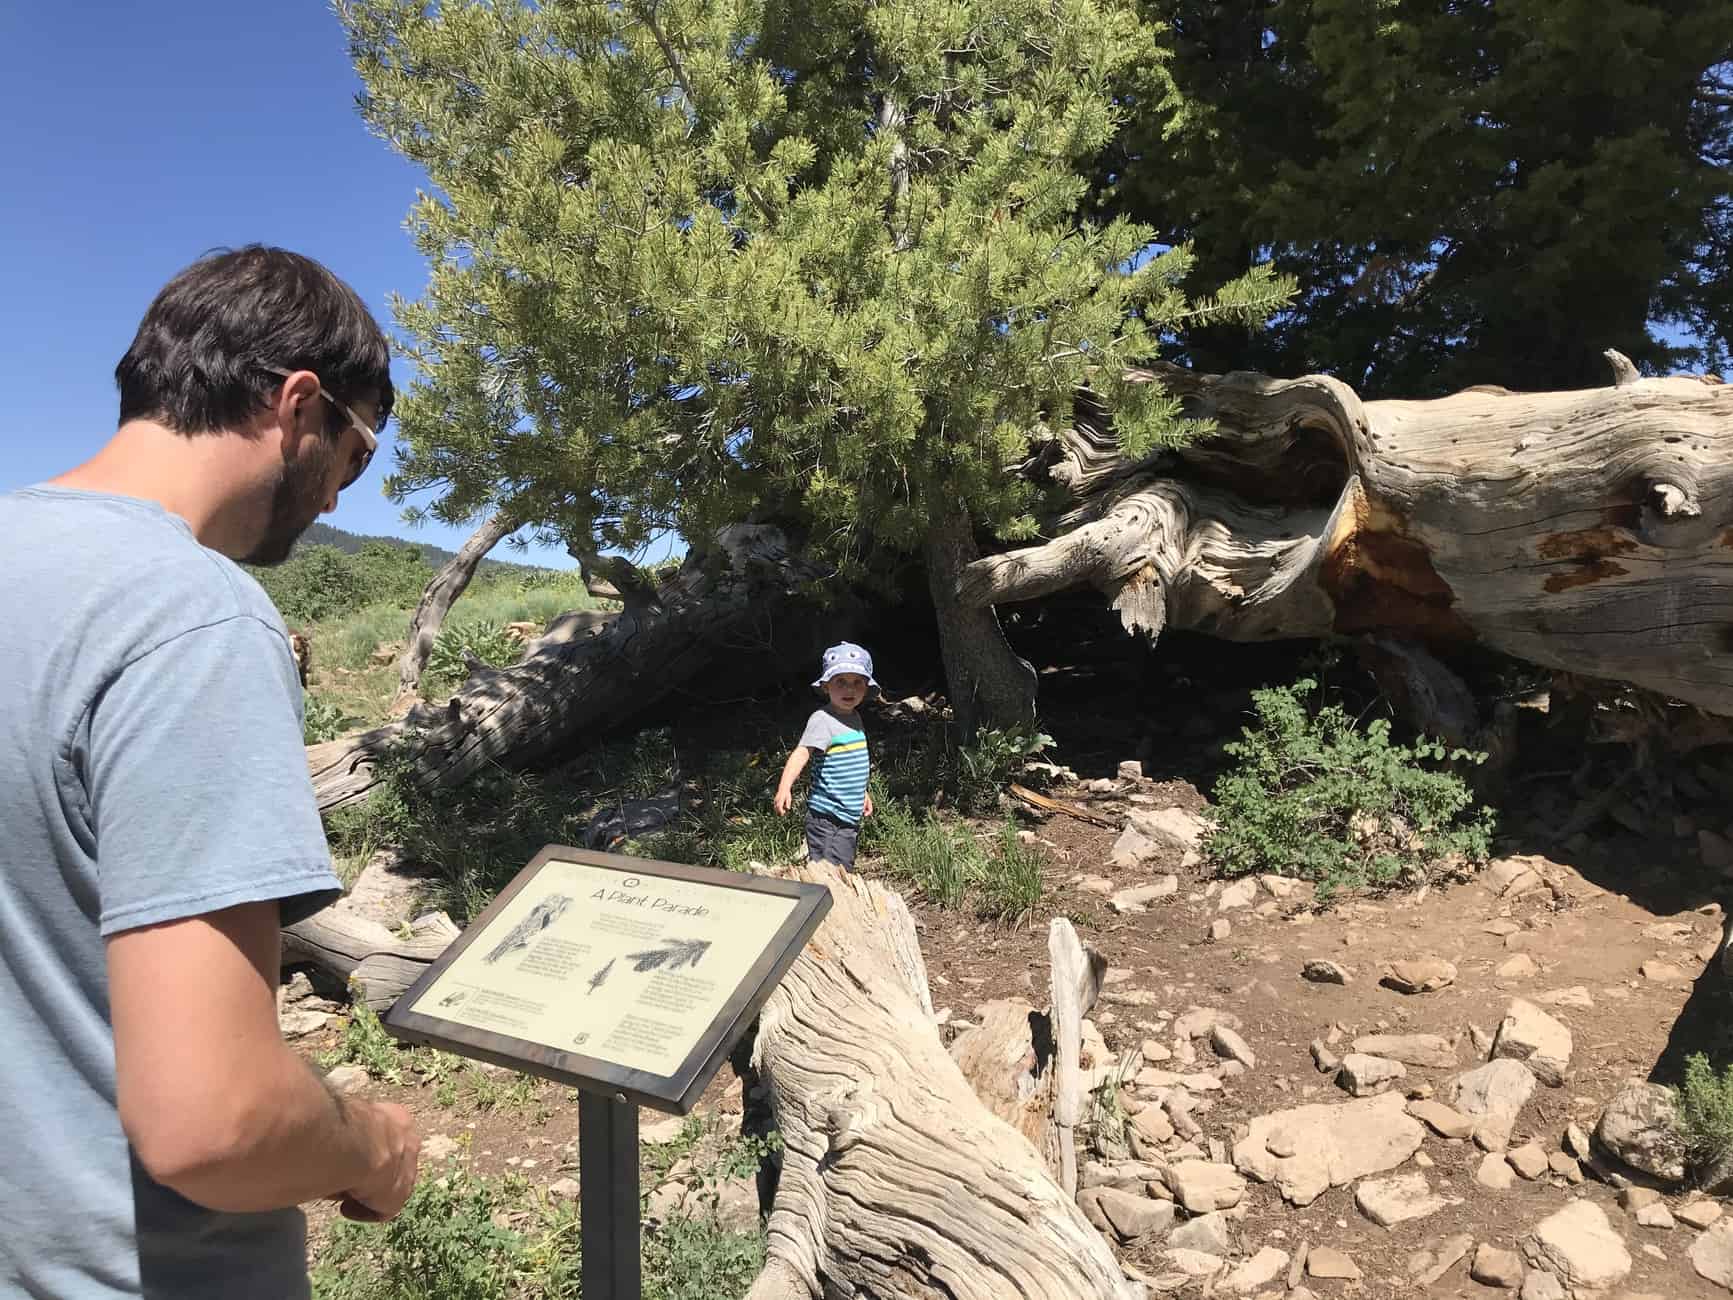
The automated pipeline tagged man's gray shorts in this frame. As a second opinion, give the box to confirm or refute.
[805,810,859,870]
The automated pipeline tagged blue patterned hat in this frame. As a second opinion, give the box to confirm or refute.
[812,641,878,691]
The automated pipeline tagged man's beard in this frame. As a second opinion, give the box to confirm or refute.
[241,439,338,567]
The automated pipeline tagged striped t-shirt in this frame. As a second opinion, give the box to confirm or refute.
[799,707,870,825]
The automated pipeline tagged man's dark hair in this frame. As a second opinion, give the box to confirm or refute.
[115,245,395,437]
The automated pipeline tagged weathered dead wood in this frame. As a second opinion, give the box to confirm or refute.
[747,862,1135,1300]
[1008,783,1119,829]
[283,909,459,1011]
[306,525,822,811]
[395,509,518,701]
[962,353,1733,718]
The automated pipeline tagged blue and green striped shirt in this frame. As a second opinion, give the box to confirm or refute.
[800,707,870,825]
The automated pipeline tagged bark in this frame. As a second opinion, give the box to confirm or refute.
[395,509,517,701]
[924,511,1038,738]
[283,909,459,1011]
[745,861,1136,1300]
[307,525,822,811]
[959,356,1733,719]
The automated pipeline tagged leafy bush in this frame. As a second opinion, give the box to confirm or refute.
[1204,677,1494,897]
[423,620,523,697]
[1674,1052,1733,1178]
[976,823,1046,923]
[953,725,1054,815]
[303,693,358,745]
[643,1216,766,1300]
[320,996,406,1084]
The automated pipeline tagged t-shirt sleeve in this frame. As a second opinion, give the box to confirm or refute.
[87,615,342,936]
[798,710,841,753]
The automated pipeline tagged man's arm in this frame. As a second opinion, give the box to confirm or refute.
[109,900,419,1217]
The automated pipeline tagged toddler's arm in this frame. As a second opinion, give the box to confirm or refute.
[773,745,813,815]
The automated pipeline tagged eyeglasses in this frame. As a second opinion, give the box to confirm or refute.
[262,365,379,489]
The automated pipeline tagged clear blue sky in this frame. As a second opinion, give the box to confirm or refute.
[0,0,568,563]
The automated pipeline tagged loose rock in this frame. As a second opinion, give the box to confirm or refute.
[1472,1243,1525,1288]
[1519,1269,1565,1300]
[1477,1151,1516,1189]
[1383,957,1458,994]
[1548,1152,1584,1184]
[1339,1053,1406,1097]
[1131,1105,1176,1148]
[1222,1247,1288,1294]
[1451,1059,1538,1151]
[1355,1172,1450,1227]
[1640,959,1690,982]
[1162,1248,1226,1278]
[1127,806,1209,853]
[1218,878,1259,911]
[1305,1245,1361,1280]
[1596,1082,1687,1182]
[1497,953,1540,980]
[547,1177,581,1201]
[1301,959,1351,985]
[1208,918,1231,941]
[1522,1200,1632,1293]
[1636,1201,1676,1230]
[1211,1024,1257,1069]
[1538,986,1595,1010]
[1353,1032,1458,1069]
[1166,1160,1246,1213]
[1311,1040,1341,1074]
[1691,1216,1733,1290]
[1409,1099,1476,1140]
[1507,1142,1550,1181]
[1110,877,1180,914]
[1414,1233,1475,1285]
[1109,826,1161,869]
[1168,1211,1233,1255]
[1095,1186,1176,1242]
[1680,1200,1725,1230]
[1491,999,1574,1086]
[1175,1007,1241,1040]
[1233,1091,1425,1206]
[324,1064,368,1095]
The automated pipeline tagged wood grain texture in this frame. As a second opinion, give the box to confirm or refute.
[747,861,1136,1300]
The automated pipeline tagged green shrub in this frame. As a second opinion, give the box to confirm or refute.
[1203,677,1494,897]
[977,823,1045,923]
[303,693,358,745]
[643,1216,765,1300]
[1674,1052,1733,1178]
[320,997,406,1084]
[424,620,523,697]
[953,725,1054,815]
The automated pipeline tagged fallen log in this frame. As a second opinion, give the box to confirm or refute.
[964,354,1733,720]
[283,909,459,1011]
[745,861,1135,1299]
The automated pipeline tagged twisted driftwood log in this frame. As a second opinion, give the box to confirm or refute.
[960,353,1733,734]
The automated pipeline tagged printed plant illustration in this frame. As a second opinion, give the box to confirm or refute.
[624,938,712,974]
[483,893,573,964]
[586,956,616,995]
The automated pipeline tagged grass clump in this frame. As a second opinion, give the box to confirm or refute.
[1204,676,1494,898]
[1674,1051,1733,1180]
[869,803,981,906]
[976,823,1045,923]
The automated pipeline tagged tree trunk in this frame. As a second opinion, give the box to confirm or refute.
[745,861,1136,1300]
[307,525,824,811]
[394,509,518,702]
[959,356,1733,719]
[924,510,1038,738]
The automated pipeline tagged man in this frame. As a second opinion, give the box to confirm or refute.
[0,246,421,1298]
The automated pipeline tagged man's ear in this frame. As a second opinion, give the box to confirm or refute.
[270,370,324,459]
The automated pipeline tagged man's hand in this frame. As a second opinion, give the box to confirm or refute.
[337,1101,421,1221]
[773,787,793,816]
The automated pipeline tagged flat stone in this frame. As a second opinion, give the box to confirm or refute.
[1478,1151,1516,1189]
[1076,874,1116,896]
[1492,999,1574,1086]
[1222,1247,1289,1294]
[1211,1025,1257,1069]
[1354,1032,1458,1069]
[1233,1090,1424,1206]
[1597,1082,1688,1182]
[1636,1201,1676,1230]
[1497,953,1540,980]
[1356,1172,1450,1227]
[1132,1105,1176,1147]
[1565,1122,1593,1160]
[1109,826,1161,869]
[1301,959,1351,985]
[1118,760,1144,781]
[1621,1187,1664,1211]
[1081,1159,1168,1191]
[1451,1059,1538,1151]
[1507,1143,1550,1180]
[1549,1152,1584,1184]
[1414,1233,1475,1285]
[1679,1200,1725,1230]
[1383,957,1457,993]
[1485,919,1524,936]
[1095,1186,1176,1242]
[1140,1038,1172,1063]
[1162,1248,1226,1278]
[1137,1068,1222,1092]
[1538,986,1596,1010]
[1339,1053,1406,1096]
[1168,1211,1233,1254]
[1472,1243,1525,1288]
[1208,918,1231,941]
[1166,1160,1246,1213]
[641,1114,689,1144]
[1408,1099,1477,1140]
[1306,1245,1361,1280]
[1127,806,1209,853]
[1260,873,1305,899]
[1691,1217,1733,1290]
[324,1064,368,1095]
[1641,959,1691,982]
[1523,1200,1632,1292]
[279,1008,332,1038]
[1311,1040,1340,1074]
[422,1133,461,1163]
[1110,877,1180,913]
[547,1177,581,1201]
[1520,1270,1565,1300]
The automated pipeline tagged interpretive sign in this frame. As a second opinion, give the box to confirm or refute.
[384,845,831,1112]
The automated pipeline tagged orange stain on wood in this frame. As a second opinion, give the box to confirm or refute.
[1542,559,1631,593]
[1320,481,1473,641]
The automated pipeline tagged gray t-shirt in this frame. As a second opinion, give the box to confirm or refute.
[0,486,342,1299]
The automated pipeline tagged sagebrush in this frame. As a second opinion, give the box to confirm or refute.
[1674,1051,1733,1180]
[1204,677,1494,896]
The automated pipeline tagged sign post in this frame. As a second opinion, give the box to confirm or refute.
[383,846,832,1298]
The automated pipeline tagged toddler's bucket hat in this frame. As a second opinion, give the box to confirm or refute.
[812,641,879,692]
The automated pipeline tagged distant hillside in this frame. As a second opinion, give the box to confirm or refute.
[298,522,555,575]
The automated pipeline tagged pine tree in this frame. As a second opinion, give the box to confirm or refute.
[339,0,1290,728]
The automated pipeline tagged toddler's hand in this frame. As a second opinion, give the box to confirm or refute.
[862,792,874,818]
[773,788,793,816]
